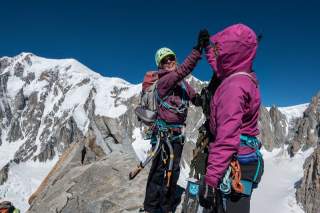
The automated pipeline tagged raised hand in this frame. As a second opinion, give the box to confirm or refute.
[199,29,210,48]
[194,29,210,52]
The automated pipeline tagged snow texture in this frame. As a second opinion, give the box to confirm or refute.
[267,103,309,137]
[251,147,313,213]
[8,53,141,133]
[0,132,24,169]
[131,128,151,162]
[278,103,309,123]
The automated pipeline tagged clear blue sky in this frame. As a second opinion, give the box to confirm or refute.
[1,0,319,106]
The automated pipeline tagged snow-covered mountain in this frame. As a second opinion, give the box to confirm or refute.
[0,52,142,165]
[0,52,142,210]
[0,53,318,213]
[278,104,309,123]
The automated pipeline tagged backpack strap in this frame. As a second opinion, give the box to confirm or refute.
[225,71,258,87]
[156,81,189,114]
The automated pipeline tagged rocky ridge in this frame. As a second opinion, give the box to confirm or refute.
[295,93,320,213]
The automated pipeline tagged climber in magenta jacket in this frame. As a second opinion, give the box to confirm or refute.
[199,24,263,213]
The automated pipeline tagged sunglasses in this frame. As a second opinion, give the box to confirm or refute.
[161,55,176,65]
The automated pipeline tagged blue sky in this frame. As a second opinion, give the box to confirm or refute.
[1,0,319,106]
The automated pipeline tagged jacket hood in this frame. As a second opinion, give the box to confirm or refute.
[210,23,258,80]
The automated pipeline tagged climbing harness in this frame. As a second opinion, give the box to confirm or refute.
[216,134,263,211]
[129,119,185,190]
[239,134,263,183]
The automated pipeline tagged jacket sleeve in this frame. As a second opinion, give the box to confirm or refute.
[157,49,201,98]
[205,82,246,188]
[205,45,218,72]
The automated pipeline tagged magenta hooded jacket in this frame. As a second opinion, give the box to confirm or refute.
[204,24,261,188]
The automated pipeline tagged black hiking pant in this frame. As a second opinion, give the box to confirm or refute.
[143,138,184,213]
[225,194,250,213]
[202,191,250,213]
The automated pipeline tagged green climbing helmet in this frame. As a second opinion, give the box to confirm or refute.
[155,47,176,67]
[13,208,20,213]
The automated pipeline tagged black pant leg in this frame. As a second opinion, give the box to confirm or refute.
[160,142,183,212]
[144,149,167,212]
[144,139,184,213]
[226,194,250,213]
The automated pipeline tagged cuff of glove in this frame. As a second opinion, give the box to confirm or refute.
[193,44,203,52]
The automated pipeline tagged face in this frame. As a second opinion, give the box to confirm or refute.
[160,55,177,71]
[213,42,220,59]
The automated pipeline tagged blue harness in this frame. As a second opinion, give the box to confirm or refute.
[151,81,188,144]
[150,119,185,145]
[219,134,263,197]
[239,135,263,183]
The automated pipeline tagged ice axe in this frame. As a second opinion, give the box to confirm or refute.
[129,135,162,180]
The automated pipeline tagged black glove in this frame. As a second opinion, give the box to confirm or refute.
[199,178,216,209]
[199,29,210,48]
[194,29,210,52]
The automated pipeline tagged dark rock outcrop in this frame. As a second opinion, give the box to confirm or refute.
[289,93,320,156]
[0,163,9,185]
[296,146,320,213]
[258,106,288,151]
[258,106,274,151]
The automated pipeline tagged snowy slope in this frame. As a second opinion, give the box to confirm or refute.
[251,148,313,213]
[4,53,141,121]
[278,103,309,124]
[266,103,309,137]
[131,128,151,162]
[0,158,58,211]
